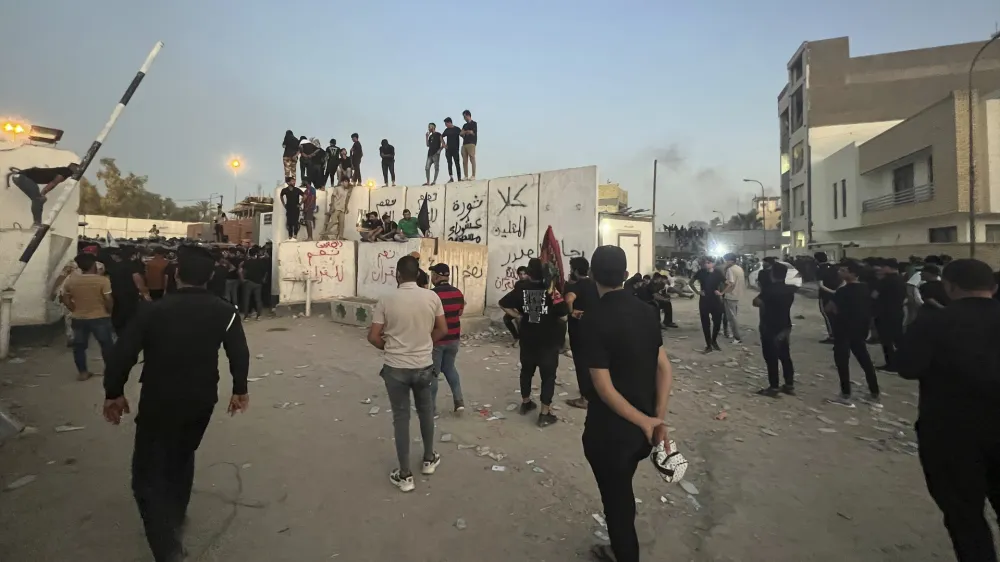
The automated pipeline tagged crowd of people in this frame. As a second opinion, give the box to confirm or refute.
[660,224,707,253]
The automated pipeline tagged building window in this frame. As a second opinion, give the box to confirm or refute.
[792,185,804,217]
[928,226,958,243]
[893,163,915,193]
[790,55,804,84]
[928,155,934,185]
[791,142,804,174]
[987,225,1000,242]
[833,183,838,219]
[841,180,847,218]
[791,88,804,132]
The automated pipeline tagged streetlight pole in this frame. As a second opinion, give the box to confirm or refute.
[743,178,766,256]
[230,159,242,217]
[968,30,1000,258]
[652,159,658,231]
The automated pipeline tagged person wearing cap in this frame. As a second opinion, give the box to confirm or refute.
[499,258,569,428]
[429,263,466,414]
[578,245,673,562]
[103,245,250,562]
[898,259,1000,561]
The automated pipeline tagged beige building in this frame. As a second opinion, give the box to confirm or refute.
[751,196,782,230]
[598,183,628,213]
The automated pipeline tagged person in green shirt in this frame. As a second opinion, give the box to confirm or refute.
[398,209,422,238]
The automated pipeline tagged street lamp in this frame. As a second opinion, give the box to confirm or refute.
[743,178,767,256]
[366,178,377,189]
[967,30,1000,258]
[229,158,242,214]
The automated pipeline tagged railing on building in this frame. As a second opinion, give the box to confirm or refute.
[861,184,934,213]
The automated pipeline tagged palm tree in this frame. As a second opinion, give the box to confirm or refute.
[727,210,763,230]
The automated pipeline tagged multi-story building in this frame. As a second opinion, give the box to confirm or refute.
[751,196,782,230]
[598,183,628,213]
[777,36,1000,249]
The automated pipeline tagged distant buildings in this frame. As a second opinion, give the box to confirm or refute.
[598,183,628,213]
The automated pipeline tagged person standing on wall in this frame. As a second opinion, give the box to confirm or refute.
[279,178,302,240]
[721,253,745,345]
[429,263,466,414]
[379,139,396,187]
[282,130,299,184]
[213,205,226,243]
[325,139,341,188]
[460,110,477,181]
[441,117,462,183]
[350,133,364,185]
[102,245,250,562]
[7,163,81,228]
[424,123,443,186]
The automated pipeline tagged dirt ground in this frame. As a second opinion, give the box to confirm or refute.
[0,291,965,561]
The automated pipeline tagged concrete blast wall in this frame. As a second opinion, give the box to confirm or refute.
[79,215,198,239]
[277,239,357,303]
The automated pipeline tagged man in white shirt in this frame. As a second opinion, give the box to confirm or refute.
[367,255,449,492]
[722,253,746,344]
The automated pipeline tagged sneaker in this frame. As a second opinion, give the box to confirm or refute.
[519,400,538,415]
[76,371,93,382]
[454,400,465,414]
[732,339,742,345]
[780,384,796,396]
[448,177,454,183]
[537,413,558,427]
[421,453,442,475]
[756,387,781,398]
[826,394,856,408]
[422,182,430,186]
[389,469,415,492]
[701,346,714,354]
[711,342,722,352]
[861,393,883,408]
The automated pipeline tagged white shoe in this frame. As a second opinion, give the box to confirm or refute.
[390,469,415,492]
[421,453,442,475]
[732,339,742,345]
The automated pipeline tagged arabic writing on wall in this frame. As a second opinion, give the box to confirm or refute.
[304,240,345,284]
[369,249,398,285]
[446,194,486,243]
[375,197,398,222]
[417,191,440,224]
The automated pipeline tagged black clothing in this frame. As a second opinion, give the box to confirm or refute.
[442,126,461,152]
[875,274,906,369]
[445,151,462,180]
[280,186,301,211]
[566,277,600,397]
[834,337,879,396]
[110,260,143,334]
[427,132,442,156]
[692,268,726,295]
[817,262,840,301]
[242,258,268,284]
[566,278,599,327]
[20,166,73,184]
[351,141,363,182]
[698,296,723,347]
[300,141,319,158]
[900,298,1000,561]
[282,133,299,158]
[209,265,228,298]
[499,280,569,349]
[379,143,395,161]
[382,160,396,185]
[225,258,242,281]
[462,120,478,145]
[920,279,950,310]
[760,330,794,388]
[163,262,178,294]
[503,315,519,340]
[832,282,872,338]
[758,282,797,333]
[583,429,649,562]
[519,344,558,405]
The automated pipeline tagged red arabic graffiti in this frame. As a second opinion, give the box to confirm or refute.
[314,264,345,283]
[315,240,343,251]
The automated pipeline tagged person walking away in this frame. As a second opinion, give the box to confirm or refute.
[565,256,600,409]
[145,248,169,300]
[873,258,906,373]
[442,117,462,182]
[208,251,229,300]
[499,258,569,427]
[460,110,478,180]
[815,252,839,343]
[579,245,674,562]
[7,162,80,227]
[898,259,1000,562]
[721,253,745,344]
[753,262,797,397]
[424,123,443,186]
[298,137,324,188]
[279,179,302,239]
[103,245,250,562]
[223,250,244,310]
[379,139,396,187]
[325,139,341,187]
[213,206,227,243]
[398,209,421,239]
[367,255,448,492]
[429,263,466,414]
[240,250,268,320]
[691,257,726,353]
[301,183,317,241]
[62,253,115,381]
[350,133,363,185]
[919,265,950,311]
[110,248,150,336]
[282,130,299,184]
[825,260,881,408]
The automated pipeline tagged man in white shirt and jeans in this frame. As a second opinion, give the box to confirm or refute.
[722,254,745,344]
[367,255,449,492]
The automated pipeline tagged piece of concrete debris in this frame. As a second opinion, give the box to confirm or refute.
[594,530,610,542]
[679,481,699,495]
[241,463,252,469]
[724,361,739,368]
[844,418,860,426]
[455,518,467,530]
[19,426,38,436]
[361,398,372,404]
[532,466,545,473]
[5,475,36,491]
[368,407,380,416]
[296,365,310,369]
[670,358,682,364]
[687,495,702,511]
[255,354,264,359]
[273,370,284,375]
[457,444,476,450]
[247,378,263,382]
[817,416,835,425]
[7,358,25,364]
[54,425,85,433]
[505,404,518,412]
[761,428,779,437]
[491,465,506,472]
[557,392,569,397]
[818,428,838,434]
[592,513,607,528]
[714,411,728,421]
[440,433,453,443]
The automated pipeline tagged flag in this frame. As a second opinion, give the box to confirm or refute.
[105,231,119,248]
[417,197,431,235]
[539,225,566,294]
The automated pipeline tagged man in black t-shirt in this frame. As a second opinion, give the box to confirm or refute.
[815,252,840,343]
[379,139,396,187]
[499,258,569,427]
[873,258,906,373]
[753,262,798,397]
[424,123,443,186]
[279,179,302,239]
[9,163,80,226]
[691,257,726,353]
[919,265,950,310]
[579,245,673,562]
[565,257,600,409]
[325,139,341,187]
[441,117,462,182]
[825,260,880,408]
[240,250,268,320]
[350,133,363,185]
[460,109,477,180]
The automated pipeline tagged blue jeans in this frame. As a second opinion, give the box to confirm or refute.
[71,317,115,374]
[380,364,436,475]
[431,341,464,407]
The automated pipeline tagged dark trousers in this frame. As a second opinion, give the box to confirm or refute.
[12,174,45,225]
[583,428,651,562]
[445,151,461,180]
[381,159,395,184]
[920,430,1000,562]
[760,328,794,388]
[876,315,902,369]
[112,298,139,336]
[214,224,224,243]
[504,315,520,340]
[242,280,264,316]
[131,413,212,562]
[568,325,593,399]
[699,296,723,346]
[833,334,880,396]
[149,289,164,300]
[819,296,834,337]
[285,210,300,238]
[658,300,673,326]
[307,164,326,188]
[351,157,362,183]
[299,157,307,185]
[519,344,558,405]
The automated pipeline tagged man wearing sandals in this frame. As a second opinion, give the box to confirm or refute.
[579,245,675,562]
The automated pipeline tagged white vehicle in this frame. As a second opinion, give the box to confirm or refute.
[748,260,803,288]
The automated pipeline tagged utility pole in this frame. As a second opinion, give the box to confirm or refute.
[652,159,658,231]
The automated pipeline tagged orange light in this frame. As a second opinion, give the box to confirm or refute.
[366,179,376,189]
[2,122,26,134]
[230,159,241,169]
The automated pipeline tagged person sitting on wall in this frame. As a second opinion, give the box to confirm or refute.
[360,212,384,242]
[378,213,407,242]
[6,162,81,228]
[337,148,353,186]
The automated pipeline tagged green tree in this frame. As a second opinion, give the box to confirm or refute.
[77,177,103,215]
[726,210,763,230]
[96,158,150,217]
